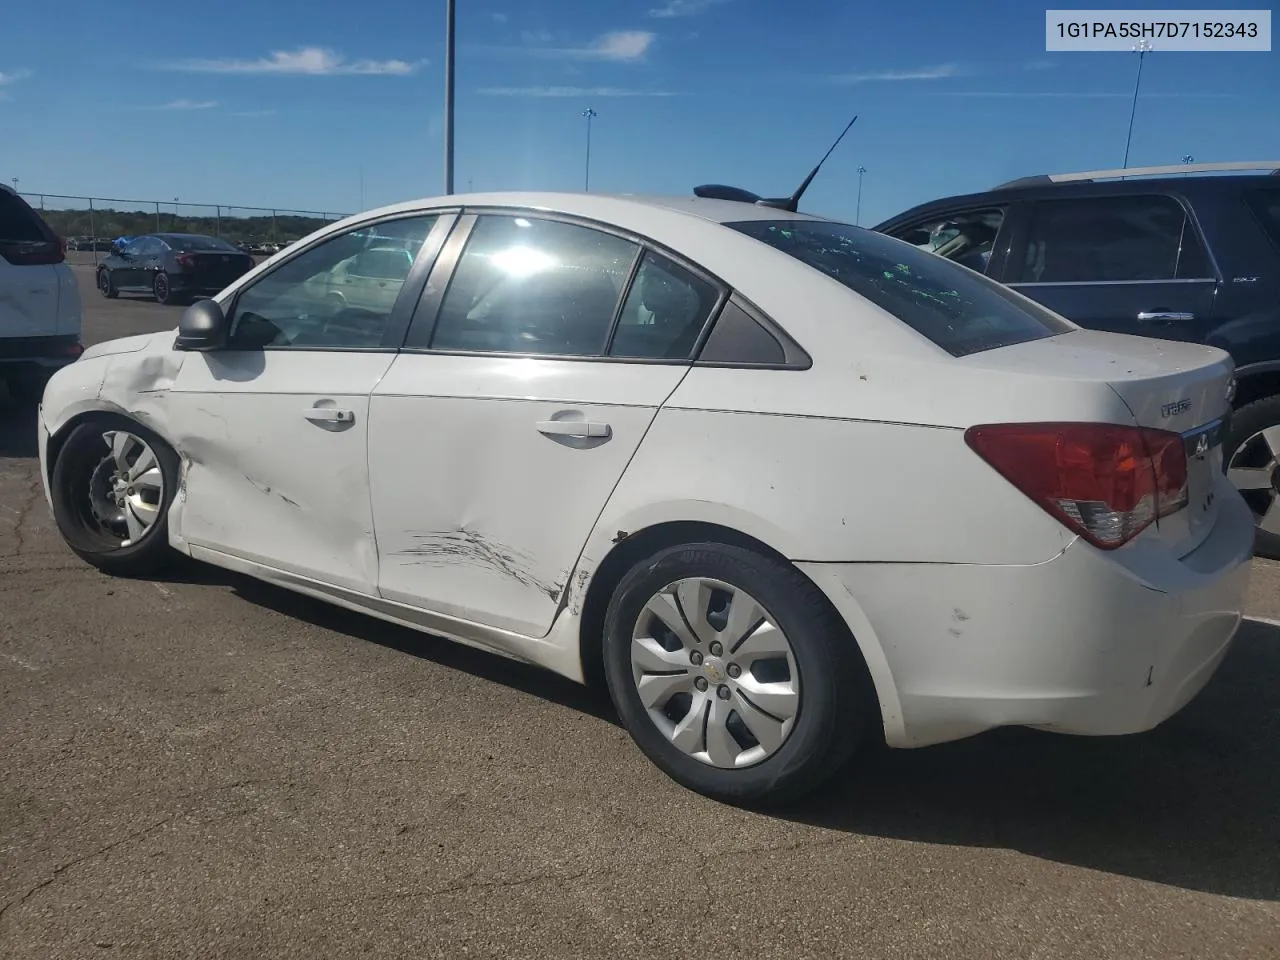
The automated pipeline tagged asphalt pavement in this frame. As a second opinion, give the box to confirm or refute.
[1,262,1278,959]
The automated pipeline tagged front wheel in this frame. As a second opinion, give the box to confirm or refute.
[50,417,180,577]
[98,268,118,299]
[602,542,871,806]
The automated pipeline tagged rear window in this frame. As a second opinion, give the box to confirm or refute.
[163,235,239,253]
[725,219,1074,357]
[1244,189,1280,250]
[0,191,50,243]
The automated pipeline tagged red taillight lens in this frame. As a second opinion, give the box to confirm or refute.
[176,254,195,268]
[964,422,1189,549]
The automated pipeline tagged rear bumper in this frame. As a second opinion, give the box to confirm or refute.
[0,335,84,374]
[801,482,1255,749]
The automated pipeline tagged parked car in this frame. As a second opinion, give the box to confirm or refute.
[37,192,1251,804]
[0,183,83,400]
[96,233,256,306]
[874,160,1280,555]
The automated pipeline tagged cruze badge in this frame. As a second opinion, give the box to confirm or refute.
[1162,398,1192,418]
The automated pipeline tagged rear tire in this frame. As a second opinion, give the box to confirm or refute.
[1224,394,1280,560]
[97,268,118,299]
[153,271,177,305]
[601,542,871,806]
[50,416,180,577]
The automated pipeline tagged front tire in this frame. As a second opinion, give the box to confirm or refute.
[98,268,118,299]
[50,416,180,577]
[602,542,871,806]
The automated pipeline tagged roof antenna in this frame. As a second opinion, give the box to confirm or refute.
[765,114,859,213]
[693,114,859,213]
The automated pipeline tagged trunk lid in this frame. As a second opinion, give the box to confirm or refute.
[963,330,1235,557]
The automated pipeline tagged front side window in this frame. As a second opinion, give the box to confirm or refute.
[609,251,721,359]
[1015,195,1213,284]
[430,215,637,356]
[888,208,1006,274]
[229,215,439,349]
[727,218,1073,358]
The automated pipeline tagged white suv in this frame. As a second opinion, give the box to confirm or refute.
[0,184,83,400]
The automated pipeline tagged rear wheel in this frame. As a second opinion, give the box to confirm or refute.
[153,271,178,305]
[50,416,180,576]
[1225,395,1280,560]
[602,542,871,806]
[97,268,117,299]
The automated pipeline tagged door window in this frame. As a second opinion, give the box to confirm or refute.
[429,215,637,356]
[888,208,1005,274]
[1015,195,1214,283]
[228,215,439,349]
[608,251,721,359]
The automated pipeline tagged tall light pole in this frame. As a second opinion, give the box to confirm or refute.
[855,165,867,225]
[444,0,456,194]
[1122,38,1152,169]
[582,107,598,191]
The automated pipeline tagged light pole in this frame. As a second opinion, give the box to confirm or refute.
[582,107,598,191]
[444,0,456,194]
[855,165,867,225]
[1122,38,1152,169]
[10,177,17,193]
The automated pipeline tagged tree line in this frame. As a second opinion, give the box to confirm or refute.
[34,206,346,244]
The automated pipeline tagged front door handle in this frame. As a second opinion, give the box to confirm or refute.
[304,408,355,424]
[1138,311,1195,324]
[537,419,611,438]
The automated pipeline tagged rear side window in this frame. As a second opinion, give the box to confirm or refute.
[608,251,720,360]
[727,219,1072,357]
[1015,195,1214,283]
[1244,189,1280,250]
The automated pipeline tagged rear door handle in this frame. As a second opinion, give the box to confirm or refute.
[1138,311,1195,323]
[305,408,355,424]
[537,419,611,438]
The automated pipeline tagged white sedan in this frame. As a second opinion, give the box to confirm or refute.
[36,192,1253,804]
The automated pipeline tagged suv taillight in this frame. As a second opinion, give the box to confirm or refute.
[964,422,1189,549]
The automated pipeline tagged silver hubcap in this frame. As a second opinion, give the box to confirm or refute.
[629,578,800,769]
[1227,426,1280,534]
[94,431,164,547]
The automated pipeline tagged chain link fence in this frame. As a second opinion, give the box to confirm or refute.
[18,193,349,263]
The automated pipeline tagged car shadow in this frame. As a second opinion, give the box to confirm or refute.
[0,392,39,459]
[157,558,1279,902]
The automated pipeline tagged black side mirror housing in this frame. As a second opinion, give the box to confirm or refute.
[174,299,229,351]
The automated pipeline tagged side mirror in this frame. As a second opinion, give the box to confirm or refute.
[174,299,229,351]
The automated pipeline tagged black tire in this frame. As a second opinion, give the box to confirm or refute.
[50,415,180,577]
[153,271,177,305]
[602,542,872,806]
[1224,394,1280,560]
[97,268,118,299]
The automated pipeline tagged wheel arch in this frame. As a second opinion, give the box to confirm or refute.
[45,404,181,492]
[574,517,891,744]
[1231,361,1280,412]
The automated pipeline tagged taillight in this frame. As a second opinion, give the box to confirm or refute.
[964,422,1189,549]
[176,254,195,268]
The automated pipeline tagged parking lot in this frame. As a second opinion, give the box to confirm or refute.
[2,260,1279,959]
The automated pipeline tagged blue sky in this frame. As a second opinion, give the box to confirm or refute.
[1,0,1277,226]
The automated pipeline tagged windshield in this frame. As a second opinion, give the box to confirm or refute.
[163,235,240,253]
[726,219,1073,357]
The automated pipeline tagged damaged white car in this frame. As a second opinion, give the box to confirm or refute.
[37,192,1253,804]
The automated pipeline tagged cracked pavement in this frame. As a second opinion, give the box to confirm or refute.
[1,263,1279,958]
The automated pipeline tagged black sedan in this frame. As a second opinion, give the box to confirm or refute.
[96,233,256,305]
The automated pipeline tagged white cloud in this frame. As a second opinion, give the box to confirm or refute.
[927,90,1235,98]
[162,47,423,76]
[148,99,219,110]
[832,63,961,83]
[487,30,656,62]
[491,12,508,23]
[0,68,32,85]
[478,86,679,97]
[649,0,729,16]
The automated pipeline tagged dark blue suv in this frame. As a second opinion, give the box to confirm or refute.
[875,162,1280,556]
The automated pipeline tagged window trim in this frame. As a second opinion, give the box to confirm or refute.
[692,294,812,370]
[1005,192,1223,288]
[221,210,459,354]
[398,206,734,364]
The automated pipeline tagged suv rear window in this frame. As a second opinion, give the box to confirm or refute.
[0,191,49,243]
[726,219,1072,357]
[1245,190,1280,250]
